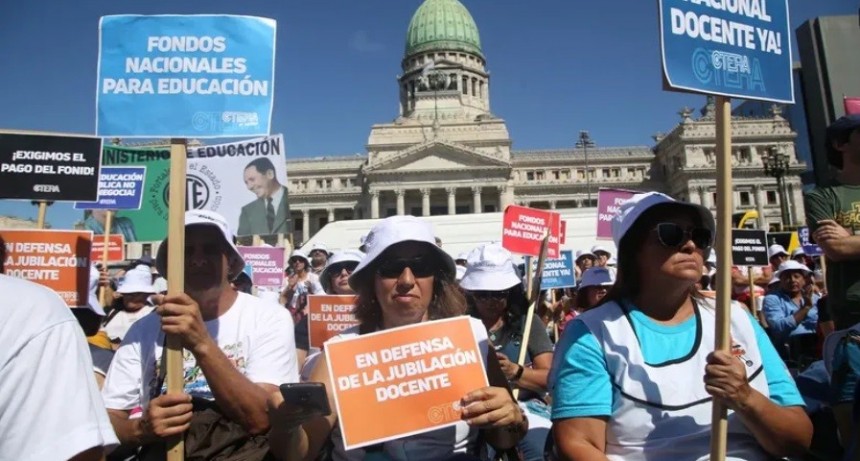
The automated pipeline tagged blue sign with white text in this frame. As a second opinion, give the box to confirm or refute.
[74,166,146,210]
[658,0,793,103]
[798,226,823,257]
[526,250,577,290]
[97,15,276,138]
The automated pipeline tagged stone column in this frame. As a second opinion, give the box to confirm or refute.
[370,190,380,219]
[447,187,456,215]
[396,189,405,216]
[790,180,805,227]
[786,182,797,226]
[497,185,511,210]
[421,188,431,216]
[549,200,557,210]
[327,208,335,223]
[302,209,310,243]
[472,186,482,213]
[753,185,766,229]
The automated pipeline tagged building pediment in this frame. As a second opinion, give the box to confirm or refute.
[365,140,510,174]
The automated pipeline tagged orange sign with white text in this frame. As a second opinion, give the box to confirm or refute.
[307,295,358,349]
[325,317,488,450]
[90,234,125,263]
[1,229,92,307]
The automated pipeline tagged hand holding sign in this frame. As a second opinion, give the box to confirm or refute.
[460,386,524,429]
[154,293,212,354]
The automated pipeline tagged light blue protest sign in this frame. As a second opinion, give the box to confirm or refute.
[525,250,576,290]
[658,0,793,103]
[797,226,823,257]
[74,166,146,210]
[97,15,276,138]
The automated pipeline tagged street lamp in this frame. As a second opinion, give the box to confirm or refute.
[575,130,596,206]
[762,146,792,227]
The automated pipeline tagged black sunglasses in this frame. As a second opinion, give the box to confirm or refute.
[652,222,713,249]
[376,256,436,278]
[328,262,358,275]
[468,290,509,300]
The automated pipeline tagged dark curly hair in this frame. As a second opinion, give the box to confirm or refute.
[352,277,466,332]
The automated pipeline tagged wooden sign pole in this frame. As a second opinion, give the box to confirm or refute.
[166,138,187,461]
[36,201,48,229]
[710,95,733,461]
[513,232,549,400]
[99,210,113,306]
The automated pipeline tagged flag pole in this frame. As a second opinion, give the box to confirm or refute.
[513,231,549,400]
[166,138,187,461]
[36,201,48,229]
[99,211,113,306]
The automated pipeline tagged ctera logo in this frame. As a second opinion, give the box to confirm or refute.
[162,174,210,211]
[33,184,60,193]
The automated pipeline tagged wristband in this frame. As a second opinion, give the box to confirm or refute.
[513,364,524,381]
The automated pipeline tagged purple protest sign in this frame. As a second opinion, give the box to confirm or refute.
[238,246,285,288]
[596,189,637,239]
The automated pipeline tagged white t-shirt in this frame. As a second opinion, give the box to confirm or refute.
[102,292,298,411]
[104,304,155,342]
[283,272,324,310]
[0,275,118,460]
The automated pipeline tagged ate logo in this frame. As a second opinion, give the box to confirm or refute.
[162,174,211,211]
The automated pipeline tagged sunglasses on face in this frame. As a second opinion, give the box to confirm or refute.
[328,262,357,275]
[185,242,222,257]
[652,222,713,250]
[468,290,509,300]
[376,255,436,278]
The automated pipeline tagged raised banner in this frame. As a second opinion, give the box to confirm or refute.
[596,189,637,239]
[82,135,288,241]
[97,14,276,138]
[307,295,358,349]
[797,226,823,257]
[325,317,488,450]
[501,205,561,258]
[525,250,577,290]
[237,246,285,288]
[74,166,146,211]
[0,229,92,307]
[659,0,793,103]
[0,132,102,202]
[731,229,769,266]
[90,235,125,263]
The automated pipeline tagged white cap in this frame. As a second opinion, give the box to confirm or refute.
[575,250,596,261]
[579,267,615,290]
[455,252,469,262]
[78,264,106,316]
[289,249,311,267]
[590,245,612,257]
[320,249,365,292]
[791,247,806,258]
[768,244,789,259]
[774,260,812,279]
[349,216,455,289]
[117,265,157,295]
[456,265,467,281]
[459,243,522,291]
[309,242,330,256]
[156,210,245,278]
[611,192,715,249]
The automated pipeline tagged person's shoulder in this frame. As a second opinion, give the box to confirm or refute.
[577,299,622,323]
[122,310,162,341]
[237,292,292,323]
[0,275,73,327]
[805,184,838,200]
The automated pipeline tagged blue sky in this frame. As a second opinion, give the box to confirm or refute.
[0,0,856,228]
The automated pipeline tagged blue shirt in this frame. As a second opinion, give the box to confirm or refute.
[762,291,819,343]
[550,304,804,420]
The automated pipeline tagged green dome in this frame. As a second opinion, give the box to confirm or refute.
[405,0,483,59]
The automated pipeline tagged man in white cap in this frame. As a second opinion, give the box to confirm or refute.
[308,242,330,275]
[574,250,596,278]
[102,210,298,456]
[768,244,789,272]
[103,264,157,346]
[0,237,119,460]
[590,245,612,268]
[762,261,819,348]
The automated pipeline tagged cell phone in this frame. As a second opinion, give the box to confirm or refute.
[279,382,331,417]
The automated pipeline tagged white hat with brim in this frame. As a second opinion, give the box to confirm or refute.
[611,192,716,250]
[590,245,612,258]
[76,264,106,316]
[791,247,806,258]
[575,250,596,262]
[309,242,331,256]
[156,210,245,278]
[768,244,789,259]
[774,260,812,280]
[459,243,522,292]
[579,267,615,290]
[117,265,157,295]
[349,216,455,290]
[456,265,467,281]
[321,249,365,292]
[289,249,312,267]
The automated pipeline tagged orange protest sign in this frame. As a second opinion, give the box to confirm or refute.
[90,234,125,262]
[307,295,358,349]
[325,317,488,450]
[0,229,92,306]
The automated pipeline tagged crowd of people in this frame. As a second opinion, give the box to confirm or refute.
[1,114,859,460]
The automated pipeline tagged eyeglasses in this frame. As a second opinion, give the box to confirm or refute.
[376,256,436,278]
[652,223,713,250]
[328,262,357,276]
[468,290,509,300]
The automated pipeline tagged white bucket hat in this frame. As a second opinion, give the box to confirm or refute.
[590,245,612,258]
[156,210,245,278]
[575,249,596,262]
[768,244,789,259]
[791,247,806,258]
[455,265,467,281]
[774,260,812,279]
[117,264,157,295]
[611,192,715,249]
[289,249,312,267]
[579,267,615,290]
[459,243,522,292]
[349,216,455,289]
[77,264,106,316]
[309,242,331,256]
[320,249,365,292]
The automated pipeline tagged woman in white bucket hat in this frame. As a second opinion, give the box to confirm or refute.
[460,242,554,461]
[103,264,156,346]
[550,192,811,460]
[268,216,526,461]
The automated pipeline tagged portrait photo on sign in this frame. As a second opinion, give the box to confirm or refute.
[237,155,290,237]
